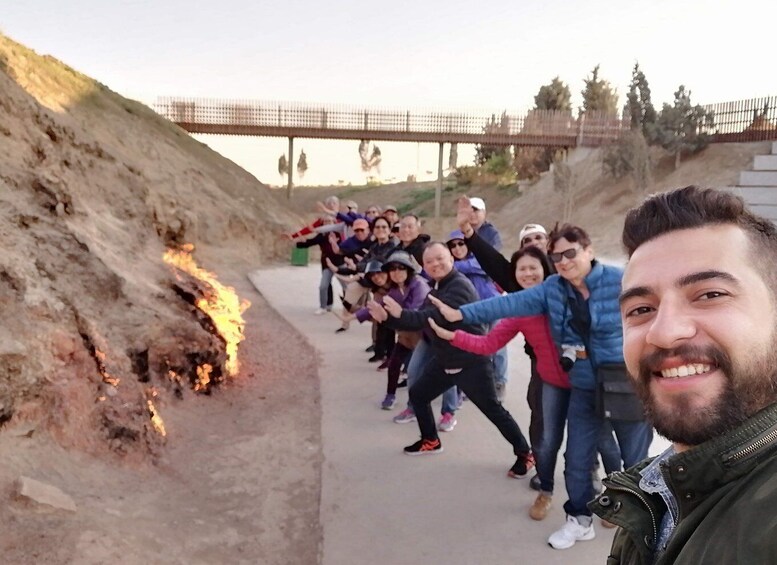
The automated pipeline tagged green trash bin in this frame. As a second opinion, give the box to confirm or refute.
[290,246,309,266]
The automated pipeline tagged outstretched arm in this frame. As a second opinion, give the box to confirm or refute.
[430,317,524,356]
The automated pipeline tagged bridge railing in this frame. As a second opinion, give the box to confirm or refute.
[703,96,777,142]
[154,97,629,146]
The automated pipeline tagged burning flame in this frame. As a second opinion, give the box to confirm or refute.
[146,388,167,437]
[95,348,120,386]
[163,244,251,377]
[195,363,212,392]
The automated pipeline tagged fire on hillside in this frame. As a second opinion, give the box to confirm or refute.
[163,244,251,388]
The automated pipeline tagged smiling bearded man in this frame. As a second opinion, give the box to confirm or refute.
[590,185,777,565]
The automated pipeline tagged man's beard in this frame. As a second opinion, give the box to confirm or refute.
[635,343,777,446]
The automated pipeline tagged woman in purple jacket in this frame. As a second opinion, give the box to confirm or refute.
[350,250,430,409]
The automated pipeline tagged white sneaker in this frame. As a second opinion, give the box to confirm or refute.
[547,515,595,550]
[314,308,327,315]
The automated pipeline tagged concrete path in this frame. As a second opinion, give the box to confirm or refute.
[249,265,668,565]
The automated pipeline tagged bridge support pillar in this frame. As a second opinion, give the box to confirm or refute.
[287,137,294,200]
[435,142,443,219]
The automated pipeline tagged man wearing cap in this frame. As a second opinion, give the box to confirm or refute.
[383,205,400,234]
[463,198,508,398]
[329,218,375,326]
[519,224,549,251]
[469,197,502,251]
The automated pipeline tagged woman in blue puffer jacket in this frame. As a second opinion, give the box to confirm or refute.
[432,223,653,550]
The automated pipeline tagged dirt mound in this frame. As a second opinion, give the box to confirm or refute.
[0,33,300,458]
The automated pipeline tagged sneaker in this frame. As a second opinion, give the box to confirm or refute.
[529,493,553,521]
[403,438,443,455]
[368,354,385,363]
[381,394,396,410]
[393,409,417,424]
[529,474,542,491]
[437,412,457,432]
[335,325,348,334]
[314,308,327,315]
[547,515,596,550]
[365,344,375,353]
[396,378,408,389]
[507,452,536,479]
[495,381,506,401]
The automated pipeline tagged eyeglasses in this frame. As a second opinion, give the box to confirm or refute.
[447,241,466,249]
[386,265,407,272]
[549,247,581,263]
[353,228,366,233]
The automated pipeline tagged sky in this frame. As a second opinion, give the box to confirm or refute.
[3,0,776,186]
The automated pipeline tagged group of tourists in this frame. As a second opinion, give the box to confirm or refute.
[285,186,777,562]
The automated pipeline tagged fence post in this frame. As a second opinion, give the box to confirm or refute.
[435,142,443,219]
[287,136,294,200]
[576,112,585,147]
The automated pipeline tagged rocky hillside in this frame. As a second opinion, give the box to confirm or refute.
[0,34,298,459]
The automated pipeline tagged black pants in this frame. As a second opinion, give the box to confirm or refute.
[409,356,531,456]
[374,323,395,358]
[527,355,544,452]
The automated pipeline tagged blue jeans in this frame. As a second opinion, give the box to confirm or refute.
[493,346,509,385]
[405,339,458,415]
[319,268,335,309]
[563,387,653,516]
[535,383,634,495]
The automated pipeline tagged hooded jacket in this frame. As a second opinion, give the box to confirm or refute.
[459,260,623,390]
[590,402,777,564]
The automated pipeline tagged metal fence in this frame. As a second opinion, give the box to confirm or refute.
[703,96,777,142]
[154,97,627,147]
[154,95,777,146]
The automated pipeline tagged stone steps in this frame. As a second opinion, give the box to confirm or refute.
[754,154,777,171]
[730,140,777,223]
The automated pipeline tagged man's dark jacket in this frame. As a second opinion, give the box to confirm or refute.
[590,402,777,564]
[385,268,487,370]
[398,234,431,265]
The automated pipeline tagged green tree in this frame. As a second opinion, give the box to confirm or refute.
[475,112,510,165]
[512,78,572,181]
[625,62,657,142]
[278,154,288,177]
[535,76,572,111]
[654,86,715,169]
[296,149,308,178]
[581,65,618,114]
[602,130,653,197]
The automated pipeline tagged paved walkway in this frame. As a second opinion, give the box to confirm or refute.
[249,265,667,565]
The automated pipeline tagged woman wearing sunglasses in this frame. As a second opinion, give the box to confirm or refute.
[431,223,653,550]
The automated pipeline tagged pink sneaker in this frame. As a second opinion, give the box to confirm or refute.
[437,412,457,432]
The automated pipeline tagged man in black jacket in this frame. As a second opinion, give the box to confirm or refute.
[368,242,533,476]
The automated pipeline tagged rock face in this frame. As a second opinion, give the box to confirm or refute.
[0,34,300,458]
[16,476,77,512]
